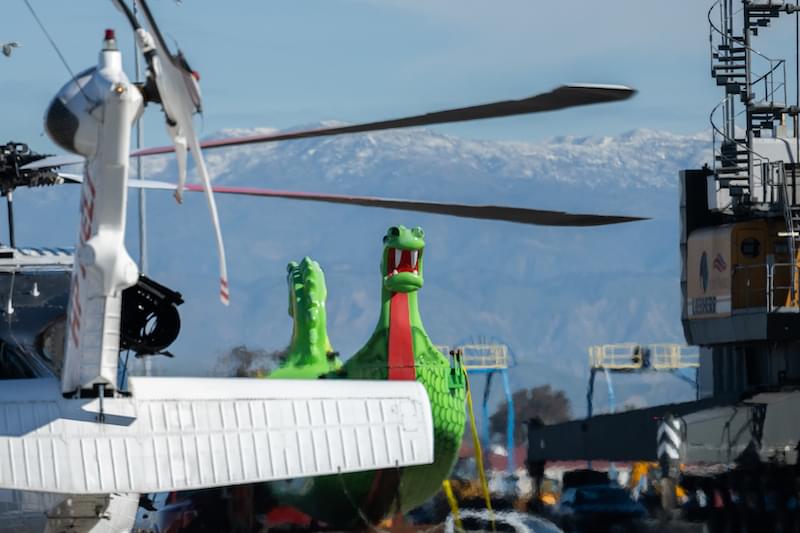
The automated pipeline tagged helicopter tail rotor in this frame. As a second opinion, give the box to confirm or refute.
[114,0,230,305]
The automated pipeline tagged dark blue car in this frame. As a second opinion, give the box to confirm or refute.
[553,485,646,532]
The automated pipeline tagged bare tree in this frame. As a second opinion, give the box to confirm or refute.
[213,345,287,377]
[489,385,571,446]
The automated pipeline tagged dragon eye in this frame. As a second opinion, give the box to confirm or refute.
[388,226,400,237]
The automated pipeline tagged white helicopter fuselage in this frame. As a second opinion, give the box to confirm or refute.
[55,35,141,395]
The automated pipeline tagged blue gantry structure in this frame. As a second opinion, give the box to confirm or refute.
[440,339,517,473]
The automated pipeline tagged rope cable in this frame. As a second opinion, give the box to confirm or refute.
[119,350,131,390]
[336,470,387,533]
[132,0,149,275]
[465,368,496,532]
[791,8,800,305]
[441,479,463,531]
[22,0,94,104]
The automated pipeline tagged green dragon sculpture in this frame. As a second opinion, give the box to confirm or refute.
[266,225,466,528]
[268,257,341,379]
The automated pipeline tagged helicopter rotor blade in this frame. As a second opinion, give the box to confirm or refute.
[116,0,229,305]
[105,178,645,227]
[20,154,84,170]
[59,172,180,190]
[26,84,634,166]
[56,172,83,183]
[132,84,635,157]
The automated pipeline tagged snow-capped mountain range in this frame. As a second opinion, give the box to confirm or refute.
[200,124,710,190]
[15,125,713,416]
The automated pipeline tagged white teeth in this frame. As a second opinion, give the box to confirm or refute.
[410,250,419,268]
[392,269,398,276]
[394,249,401,268]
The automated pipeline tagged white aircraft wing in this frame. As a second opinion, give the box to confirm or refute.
[0,377,433,494]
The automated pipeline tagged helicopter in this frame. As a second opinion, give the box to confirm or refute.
[0,0,644,530]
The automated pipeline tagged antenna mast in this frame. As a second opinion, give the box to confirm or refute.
[133,0,147,275]
[132,0,151,378]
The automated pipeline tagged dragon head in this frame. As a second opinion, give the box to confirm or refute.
[381,225,425,294]
[287,257,328,332]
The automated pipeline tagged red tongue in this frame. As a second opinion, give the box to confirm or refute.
[388,292,416,380]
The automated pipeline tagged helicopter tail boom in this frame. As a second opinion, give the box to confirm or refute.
[56,32,142,395]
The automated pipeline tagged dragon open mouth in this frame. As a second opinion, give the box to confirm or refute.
[385,247,420,277]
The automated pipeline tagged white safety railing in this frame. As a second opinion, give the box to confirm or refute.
[589,343,700,370]
[650,344,700,370]
[588,343,645,370]
[459,344,509,370]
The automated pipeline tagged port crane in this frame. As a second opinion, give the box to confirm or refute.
[529,0,800,508]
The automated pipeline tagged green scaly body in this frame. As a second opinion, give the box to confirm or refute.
[265,226,465,529]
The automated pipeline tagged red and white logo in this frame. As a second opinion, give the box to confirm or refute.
[712,253,727,272]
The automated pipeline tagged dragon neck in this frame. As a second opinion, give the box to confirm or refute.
[289,305,330,358]
[377,288,423,332]
[287,266,332,362]
[377,288,425,380]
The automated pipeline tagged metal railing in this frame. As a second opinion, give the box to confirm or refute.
[751,57,787,106]
[709,96,772,176]
[707,0,787,186]
[776,163,798,281]
[588,343,645,370]
[589,343,699,370]
[708,0,788,107]
[731,262,800,311]
[459,343,509,370]
[650,344,700,370]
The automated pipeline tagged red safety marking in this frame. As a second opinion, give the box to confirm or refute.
[69,276,81,348]
[85,171,96,198]
[70,313,80,348]
[71,289,81,318]
[79,170,96,245]
[81,195,94,224]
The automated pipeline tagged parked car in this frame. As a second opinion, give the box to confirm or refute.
[552,485,646,532]
[562,470,610,490]
[134,492,197,533]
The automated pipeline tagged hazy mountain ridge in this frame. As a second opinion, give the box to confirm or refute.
[188,124,711,193]
[16,126,710,416]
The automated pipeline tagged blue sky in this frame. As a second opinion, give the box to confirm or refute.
[1,1,789,400]
[1,0,729,154]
